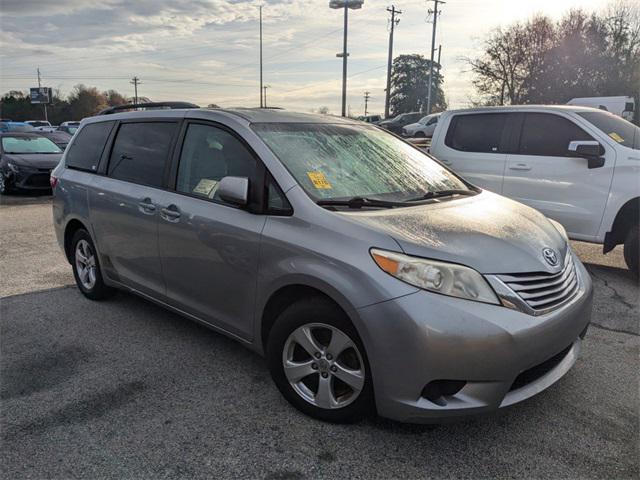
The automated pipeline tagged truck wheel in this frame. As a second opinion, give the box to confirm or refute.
[623,225,639,278]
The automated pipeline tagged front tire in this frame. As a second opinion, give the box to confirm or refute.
[0,173,12,195]
[266,297,374,423]
[71,229,115,300]
[623,225,639,278]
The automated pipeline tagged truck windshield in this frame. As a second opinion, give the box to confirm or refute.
[253,123,469,202]
[578,111,640,150]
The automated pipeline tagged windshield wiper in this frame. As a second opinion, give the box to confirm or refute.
[317,196,406,209]
[407,189,477,202]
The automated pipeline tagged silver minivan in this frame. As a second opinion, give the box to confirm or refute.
[52,105,593,423]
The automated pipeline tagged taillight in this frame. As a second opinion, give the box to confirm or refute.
[50,174,58,189]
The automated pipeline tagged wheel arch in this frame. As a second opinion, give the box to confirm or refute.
[604,197,639,253]
[257,281,362,356]
[63,218,89,263]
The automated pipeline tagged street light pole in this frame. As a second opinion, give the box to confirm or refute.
[330,1,364,118]
[341,4,348,117]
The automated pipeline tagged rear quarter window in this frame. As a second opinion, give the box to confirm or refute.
[65,121,115,172]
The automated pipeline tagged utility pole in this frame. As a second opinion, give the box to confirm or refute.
[385,5,401,119]
[263,85,269,108]
[426,0,444,115]
[259,5,263,108]
[364,91,370,116]
[37,67,48,122]
[130,76,141,104]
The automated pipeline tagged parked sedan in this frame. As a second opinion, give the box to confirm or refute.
[378,112,423,134]
[0,121,36,133]
[0,133,62,194]
[403,113,441,138]
[38,130,73,150]
[57,121,81,135]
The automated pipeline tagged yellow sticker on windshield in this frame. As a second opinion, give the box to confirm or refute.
[609,132,624,143]
[307,171,332,189]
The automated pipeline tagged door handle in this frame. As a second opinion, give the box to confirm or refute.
[440,159,452,165]
[160,205,181,222]
[509,163,531,171]
[138,198,156,214]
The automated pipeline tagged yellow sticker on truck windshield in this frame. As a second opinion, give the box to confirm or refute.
[307,171,332,189]
[609,132,624,143]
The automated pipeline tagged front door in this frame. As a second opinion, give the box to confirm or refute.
[158,122,266,339]
[501,112,614,239]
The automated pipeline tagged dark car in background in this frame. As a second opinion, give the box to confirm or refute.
[377,112,423,134]
[0,133,62,194]
[38,130,73,150]
[57,121,81,135]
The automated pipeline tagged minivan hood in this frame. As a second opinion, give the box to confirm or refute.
[339,191,567,274]
[3,153,62,169]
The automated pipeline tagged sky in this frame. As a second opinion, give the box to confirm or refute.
[0,0,610,116]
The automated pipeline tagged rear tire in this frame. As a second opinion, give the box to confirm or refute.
[266,297,374,423]
[71,229,115,300]
[623,225,639,278]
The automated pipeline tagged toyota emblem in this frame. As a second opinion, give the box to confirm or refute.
[542,248,559,267]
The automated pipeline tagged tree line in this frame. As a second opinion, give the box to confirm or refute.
[467,0,639,119]
[0,85,141,124]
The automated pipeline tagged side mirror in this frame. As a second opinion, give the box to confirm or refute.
[218,176,249,206]
[567,140,605,169]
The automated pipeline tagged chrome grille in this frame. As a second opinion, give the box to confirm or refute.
[498,253,578,312]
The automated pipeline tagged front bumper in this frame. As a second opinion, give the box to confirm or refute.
[4,165,53,190]
[356,256,593,423]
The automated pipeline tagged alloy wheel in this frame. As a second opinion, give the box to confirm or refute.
[75,239,97,290]
[282,322,365,409]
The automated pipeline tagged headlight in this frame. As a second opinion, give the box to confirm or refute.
[548,219,568,241]
[6,162,20,173]
[371,249,500,305]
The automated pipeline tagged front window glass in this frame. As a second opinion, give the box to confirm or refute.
[176,124,257,201]
[519,113,593,157]
[577,111,640,150]
[253,123,467,201]
[2,136,61,154]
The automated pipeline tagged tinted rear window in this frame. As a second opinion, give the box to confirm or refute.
[107,122,177,188]
[445,113,507,153]
[66,121,115,171]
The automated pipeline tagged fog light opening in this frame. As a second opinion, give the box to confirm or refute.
[421,380,467,406]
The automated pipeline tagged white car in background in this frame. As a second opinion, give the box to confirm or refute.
[402,113,440,138]
[429,105,640,274]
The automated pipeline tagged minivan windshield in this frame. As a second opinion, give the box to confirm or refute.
[1,136,62,154]
[253,123,469,202]
[577,111,640,150]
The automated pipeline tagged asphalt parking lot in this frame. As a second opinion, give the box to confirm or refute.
[1,194,638,479]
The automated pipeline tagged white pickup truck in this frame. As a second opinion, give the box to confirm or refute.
[429,105,640,275]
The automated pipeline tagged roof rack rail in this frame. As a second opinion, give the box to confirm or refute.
[97,101,200,116]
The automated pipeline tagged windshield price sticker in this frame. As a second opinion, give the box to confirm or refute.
[307,171,332,189]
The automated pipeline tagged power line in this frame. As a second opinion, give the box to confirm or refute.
[385,5,401,119]
[364,91,370,116]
